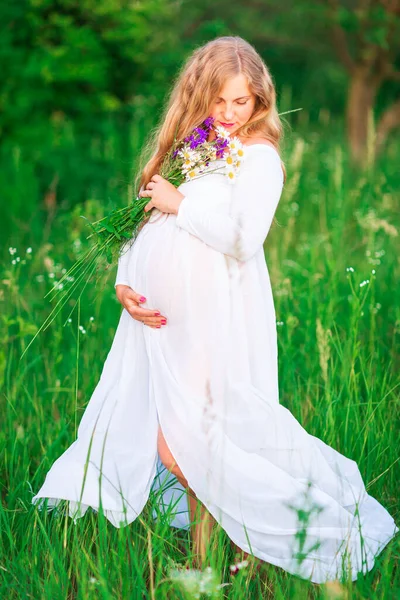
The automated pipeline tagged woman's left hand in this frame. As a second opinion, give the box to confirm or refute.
[139,174,184,215]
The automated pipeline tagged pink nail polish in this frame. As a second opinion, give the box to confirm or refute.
[161,319,167,324]
[140,296,146,302]
[154,311,160,316]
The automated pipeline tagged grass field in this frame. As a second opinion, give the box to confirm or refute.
[1,120,399,598]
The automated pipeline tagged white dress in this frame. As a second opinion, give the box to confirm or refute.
[32,145,398,584]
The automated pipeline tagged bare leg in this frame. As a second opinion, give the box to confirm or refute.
[157,425,215,567]
[186,487,216,568]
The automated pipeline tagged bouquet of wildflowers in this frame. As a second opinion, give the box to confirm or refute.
[22,117,245,355]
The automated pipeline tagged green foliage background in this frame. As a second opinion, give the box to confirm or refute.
[1,1,399,598]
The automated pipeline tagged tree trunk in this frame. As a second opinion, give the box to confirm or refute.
[346,68,379,166]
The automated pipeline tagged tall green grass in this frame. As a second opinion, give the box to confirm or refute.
[1,118,399,598]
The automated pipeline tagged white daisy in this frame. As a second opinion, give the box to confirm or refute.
[185,166,201,181]
[225,167,237,183]
[228,138,245,154]
[214,125,231,139]
[224,153,235,168]
[178,146,197,161]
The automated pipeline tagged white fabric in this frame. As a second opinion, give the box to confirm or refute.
[32,145,398,583]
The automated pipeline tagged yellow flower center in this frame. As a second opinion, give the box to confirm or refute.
[226,155,234,164]
[237,148,244,157]
[228,171,235,179]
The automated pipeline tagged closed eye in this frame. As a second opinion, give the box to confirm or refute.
[215,100,248,105]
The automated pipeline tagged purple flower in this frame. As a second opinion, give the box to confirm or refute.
[214,136,229,158]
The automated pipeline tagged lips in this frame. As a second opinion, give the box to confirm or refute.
[220,122,235,127]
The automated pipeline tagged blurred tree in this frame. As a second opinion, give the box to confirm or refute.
[179,0,400,165]
[0,0,179,145]
[329,0,400,164]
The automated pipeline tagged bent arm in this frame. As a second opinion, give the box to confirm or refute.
[175,147,284,261]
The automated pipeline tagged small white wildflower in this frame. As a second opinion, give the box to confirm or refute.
[185,166,201,181]
[61,268,66,274]
[36,275,45,282]
[89,316,94,322]
[371,269,376,274]
[235,146,245,159]
[67,318,72,323]
[359,280,370,287]
[9,247,17,255]
[228,139,239,152]
[178,147,197,165]
[276,321,284,326]
[346,267,355,272]
[11,259,16,265]
[214,124,231,139]
[225,167,237,183]
[56,282,64,290]
[49,273,55,279]
[230,559,249,574]
[169,564,220,598]
[26,247,32,254]
[224,153,235,168]
[16,256,20,262]
[372,302,382,315]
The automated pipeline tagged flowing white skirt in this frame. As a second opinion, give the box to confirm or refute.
[32,210,398,584]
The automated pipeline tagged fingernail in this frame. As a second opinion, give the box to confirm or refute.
[156,325,161,328]
[140,296,146,302]
[154,311,160,316]
[161,319,166,324]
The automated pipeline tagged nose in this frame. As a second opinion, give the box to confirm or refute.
[222,105,235,121]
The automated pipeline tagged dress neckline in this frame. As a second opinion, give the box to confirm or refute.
[242,143,281,159]
[242,143,276,150]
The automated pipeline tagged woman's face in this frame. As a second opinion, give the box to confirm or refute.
[209,73,256,138]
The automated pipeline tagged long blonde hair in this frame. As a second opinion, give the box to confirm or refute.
[134,35,286,194]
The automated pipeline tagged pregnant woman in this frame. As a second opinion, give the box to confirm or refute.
[32,36,398,583]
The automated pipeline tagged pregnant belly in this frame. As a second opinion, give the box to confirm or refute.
[127,210,231,324]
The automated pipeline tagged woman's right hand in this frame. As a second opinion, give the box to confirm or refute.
[115,285,167,329]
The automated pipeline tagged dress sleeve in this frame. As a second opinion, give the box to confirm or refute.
[114,184,146,288]
[175,146,284,262]
[114,239,133,287]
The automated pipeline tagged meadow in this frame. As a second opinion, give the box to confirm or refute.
[1,112,399,599]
